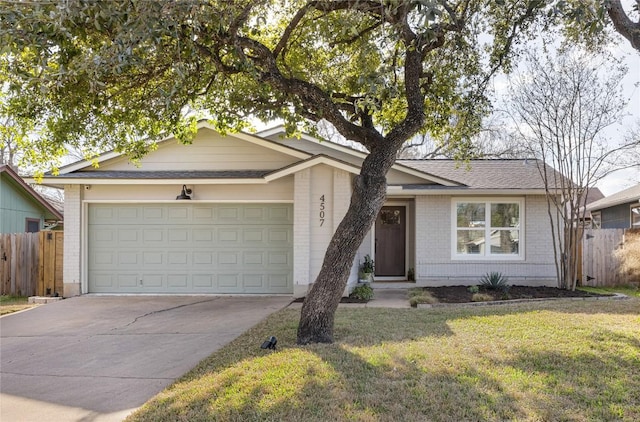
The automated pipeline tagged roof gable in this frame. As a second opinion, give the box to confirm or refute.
[0,165,63,220]
[59,122,310,174]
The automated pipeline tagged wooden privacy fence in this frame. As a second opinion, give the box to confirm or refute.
[0,232,64,297]
[581,228,639,287]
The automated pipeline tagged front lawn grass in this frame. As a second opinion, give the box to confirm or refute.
[128,298,640,422]
[0,295,37,316]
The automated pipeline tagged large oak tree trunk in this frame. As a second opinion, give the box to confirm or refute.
[297,142,399,344]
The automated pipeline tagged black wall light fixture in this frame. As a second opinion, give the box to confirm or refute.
[176,185,192,200]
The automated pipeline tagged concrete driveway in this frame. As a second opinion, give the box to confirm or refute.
[0,295,291,422]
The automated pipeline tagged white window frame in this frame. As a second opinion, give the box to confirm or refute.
[631,204,640,228]
[451,198,525,261]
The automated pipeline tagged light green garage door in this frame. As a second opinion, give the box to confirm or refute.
[88,203,293,294]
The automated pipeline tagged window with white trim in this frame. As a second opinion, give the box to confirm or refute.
[631,205,640,228]
[591,211,602,229]
[453,199,523,259]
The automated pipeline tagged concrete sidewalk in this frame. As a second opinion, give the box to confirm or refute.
[287,287,411,309]
[0,295,291,422]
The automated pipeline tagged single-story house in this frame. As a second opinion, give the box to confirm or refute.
[1,164,63,233]
[587,184,640,229]
[34,122,559,297]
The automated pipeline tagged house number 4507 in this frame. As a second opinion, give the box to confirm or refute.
[319,195,326,226]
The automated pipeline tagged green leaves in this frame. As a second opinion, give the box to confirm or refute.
[0,0,580,170]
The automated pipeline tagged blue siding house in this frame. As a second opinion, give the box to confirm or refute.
[0,164,63,234]
[587,184,640,229]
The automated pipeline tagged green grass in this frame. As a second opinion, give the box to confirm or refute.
[127,298,640,422]
[578,285,640,298]
[0,295,36,315]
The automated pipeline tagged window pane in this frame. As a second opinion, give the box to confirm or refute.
[456,230,485,254]
[591,211,602,229]
[490,230,519,254]
[491,203,519,227]
[457,203,485,228]
[632,206,640,228]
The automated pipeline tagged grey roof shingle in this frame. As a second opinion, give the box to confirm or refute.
[396,159,558,189]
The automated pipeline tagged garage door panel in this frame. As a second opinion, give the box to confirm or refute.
[168,207,190,221]
[142,251,164,265]
[167,274,188,288]
[268,228,291,245]
[193,229,214,242]
[143,229,164,243]
[168,251,189,265]
[268,274,290,289]
[118,252,138,265]
[218,251,240,265]
[193,252,214,265]
[218,274,240,289]
[168,228,190,242]
[118,274,139,288]
[268,251,290,266]
[269,206,293,222]
[88,203,293,294]
[193,274,214,288]
[118,207,140,222]
[142,206,165,221]
[243,274,264,289]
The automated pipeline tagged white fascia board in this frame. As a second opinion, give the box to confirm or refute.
[265,156,361,182]
[31,177,268,185]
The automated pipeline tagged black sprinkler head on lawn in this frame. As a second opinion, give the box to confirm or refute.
[261,336,277,350]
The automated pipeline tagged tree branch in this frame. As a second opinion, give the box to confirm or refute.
[606,0,640,51]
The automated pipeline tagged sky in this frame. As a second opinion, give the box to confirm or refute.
[489,38,640,197]
[595,40,640,196]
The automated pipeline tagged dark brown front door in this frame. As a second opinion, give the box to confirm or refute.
[375,206,406,277]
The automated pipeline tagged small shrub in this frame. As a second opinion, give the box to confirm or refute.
[479,272,509,291]
[409,293,439,307]
[360,255,375,273]
[408,288,438,307]
[467,285,479,293]
[350,284,374,301]
[471,293,494,302]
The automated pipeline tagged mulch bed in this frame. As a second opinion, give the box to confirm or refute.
[424,285,611,304]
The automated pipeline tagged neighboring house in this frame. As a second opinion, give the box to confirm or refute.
[34,122,560,297]
[0,164,63,234]
[587,184,640,229]
[576,187,604,227]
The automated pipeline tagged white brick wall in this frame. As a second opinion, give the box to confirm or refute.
[63,185,82,296]
[415,195,557,286]
[333,169,359,293]
[293,166,356,297]
[293,169,311,297]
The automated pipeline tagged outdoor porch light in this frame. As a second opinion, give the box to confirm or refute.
[176,185,192,200]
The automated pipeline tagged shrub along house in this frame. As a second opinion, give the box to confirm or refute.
[33,122,559,297]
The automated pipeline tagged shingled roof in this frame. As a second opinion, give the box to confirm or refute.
[587,184,640,211]
[397,159,559,190]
